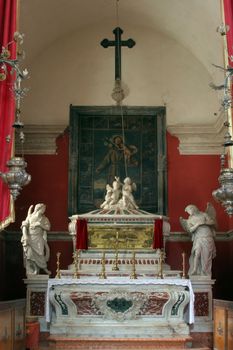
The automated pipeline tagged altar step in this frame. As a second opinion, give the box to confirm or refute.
[47,336,211,350]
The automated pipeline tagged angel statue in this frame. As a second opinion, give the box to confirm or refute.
[180,203,217,277]
[120,177,138,210]
[21,203,51,276]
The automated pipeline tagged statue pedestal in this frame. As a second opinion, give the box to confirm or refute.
[24,275,49,333]
[189,277,215,348]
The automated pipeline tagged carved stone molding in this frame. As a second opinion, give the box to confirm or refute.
[15,118,226,155]
[167,114,225,155]
[4,230,233,242]
[15,124,67,155]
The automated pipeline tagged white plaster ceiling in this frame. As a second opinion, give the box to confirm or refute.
[18,0,225,126]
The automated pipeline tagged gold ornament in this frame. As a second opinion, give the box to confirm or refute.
[0,73,6,81]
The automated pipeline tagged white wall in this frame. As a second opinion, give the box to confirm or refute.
[22,22,220,126]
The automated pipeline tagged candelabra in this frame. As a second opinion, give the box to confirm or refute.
[0,32,31,199]
[181,252,186,279]
[157,249,164,279]
[112,231,119,271]
[130,250,137,279]
[99,251,107,279]
[55,252,62,279]
[73,250,80,279]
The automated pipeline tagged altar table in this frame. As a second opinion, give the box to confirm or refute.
[46,277,194,339]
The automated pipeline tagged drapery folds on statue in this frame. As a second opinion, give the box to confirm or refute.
[0,0,17,229]
[76,218,88,250]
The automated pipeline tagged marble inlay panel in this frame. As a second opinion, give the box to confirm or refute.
[194,292,209,317]
[30,291,45,316]
[139,292,169,315]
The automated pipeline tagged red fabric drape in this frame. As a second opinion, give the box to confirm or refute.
[0,0,17,229]
[152,219,163,249]
[223,0,233,67]
[76,218,88,250]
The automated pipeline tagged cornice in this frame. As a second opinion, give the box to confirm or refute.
[15,116,225,156]
[15,124,67,155]
[3,231,71,241]
[2,231,233,242]
[167,114,225,155]
[167,231,233,242]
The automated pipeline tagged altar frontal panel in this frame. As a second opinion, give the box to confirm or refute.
[88,224,153,249]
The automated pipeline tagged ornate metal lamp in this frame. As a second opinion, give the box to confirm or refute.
[212,63,233,216]
[212,123,233,216]
[0,32,31,199]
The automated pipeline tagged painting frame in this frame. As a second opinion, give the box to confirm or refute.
[68,106,167,215]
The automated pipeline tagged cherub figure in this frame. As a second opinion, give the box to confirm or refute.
[109,176,122,207]
[121,177,138,210]
[180,203,217,277]
[100,184,113,209]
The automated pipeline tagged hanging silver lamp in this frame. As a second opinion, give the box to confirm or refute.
[0,157,31,200]
[0,32,31,199]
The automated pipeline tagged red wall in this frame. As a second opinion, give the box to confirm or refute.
[167,133,230,232]
[4,130,232,301]
[11,131,69,232]
[11,131,231,232]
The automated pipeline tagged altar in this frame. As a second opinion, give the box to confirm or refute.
[44,276,193,349]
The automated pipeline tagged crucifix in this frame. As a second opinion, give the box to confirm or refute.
[101,27,136,80]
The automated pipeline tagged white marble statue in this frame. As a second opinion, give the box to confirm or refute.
[100,176,138,210]
[109,176,122,206]
[120,177,138,209]
[180,203,216,277]
[100,184,113,209]
[21,203,51,275]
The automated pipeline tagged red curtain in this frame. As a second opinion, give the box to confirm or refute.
[0,0,17,229]
[76,218,88,250]
[152,219,163,249]
[223,0,233,67]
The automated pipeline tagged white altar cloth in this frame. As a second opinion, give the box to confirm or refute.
[46,277,194,324]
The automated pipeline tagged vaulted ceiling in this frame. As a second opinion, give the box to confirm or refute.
[19,0,225,128]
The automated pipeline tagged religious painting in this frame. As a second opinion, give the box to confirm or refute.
[68,106,167,215]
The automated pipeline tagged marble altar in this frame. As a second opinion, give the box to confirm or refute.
[46,277,194,338]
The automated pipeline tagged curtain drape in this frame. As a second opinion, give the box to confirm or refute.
[0,0,17,230]
[76,218,88,250]
[152,219,163,249]
[223,0,233,66]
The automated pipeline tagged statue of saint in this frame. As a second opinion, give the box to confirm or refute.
[21,203,51,275]
[180,203,216,277]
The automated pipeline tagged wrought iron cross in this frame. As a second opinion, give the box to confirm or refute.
[101,27,136,80]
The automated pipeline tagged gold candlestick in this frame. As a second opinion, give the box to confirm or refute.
[73,250,80,279]
[99,251,107,279]
[158,250,164,279]
[182,252,186,279]
[55,252,61,279]
[130,250,137,279]
[112,231,119,271]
